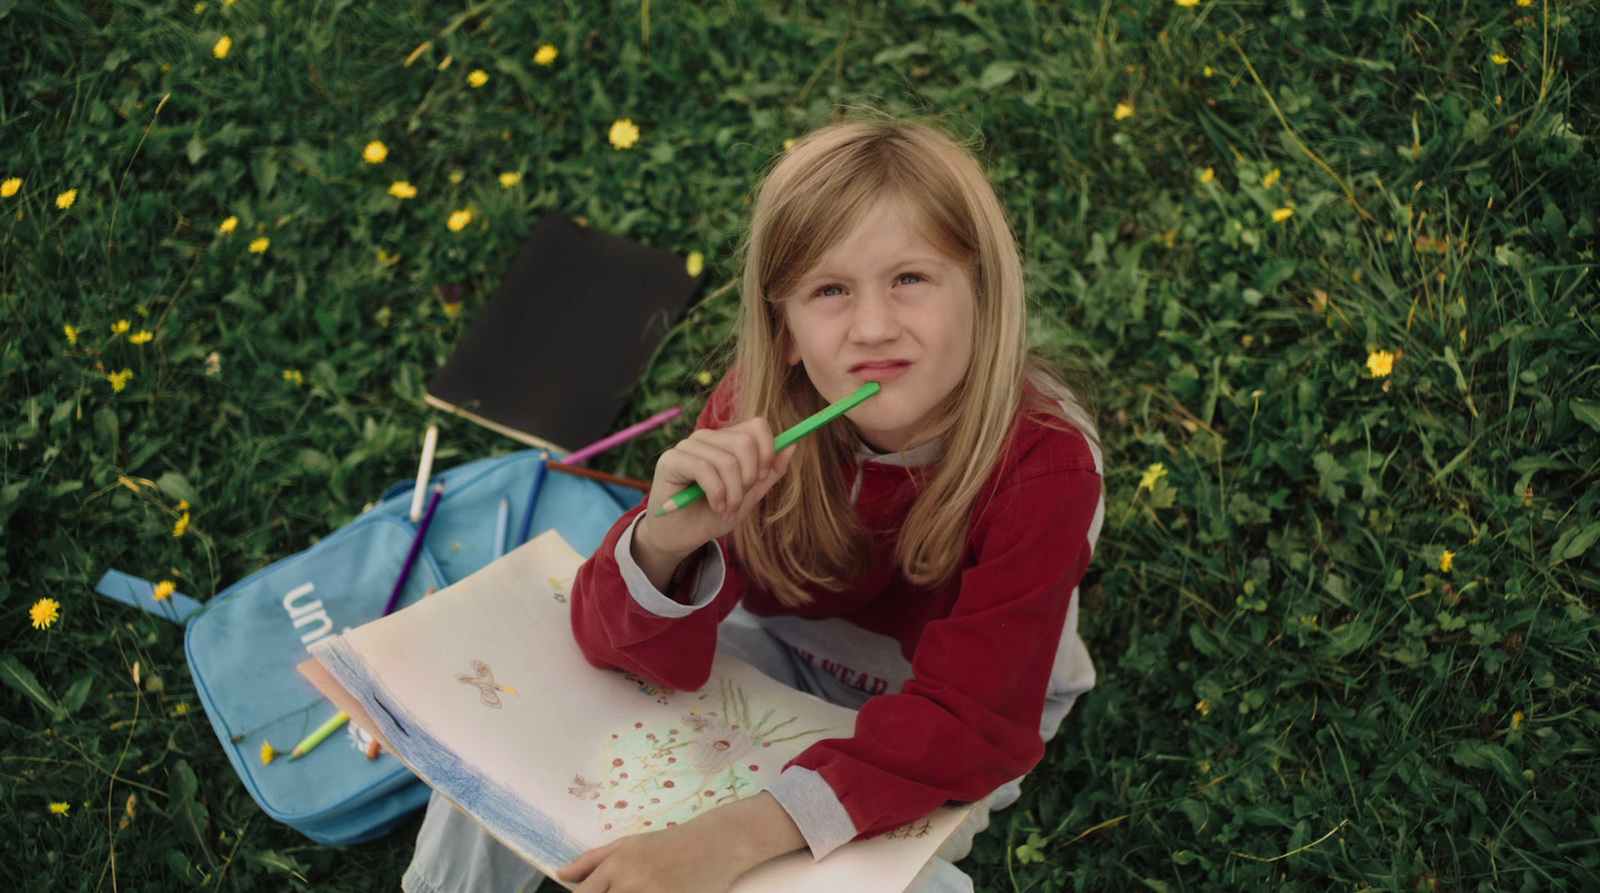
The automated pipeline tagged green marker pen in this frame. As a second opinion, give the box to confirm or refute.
[654,381,881,516]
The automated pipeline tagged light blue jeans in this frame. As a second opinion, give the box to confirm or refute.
[402,610,1015,893]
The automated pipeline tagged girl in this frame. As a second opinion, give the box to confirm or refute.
[402,116,1104,893]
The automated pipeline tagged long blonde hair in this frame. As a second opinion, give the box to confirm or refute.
[725,115,1097,606]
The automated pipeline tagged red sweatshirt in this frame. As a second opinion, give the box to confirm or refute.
[570,377,1104,858]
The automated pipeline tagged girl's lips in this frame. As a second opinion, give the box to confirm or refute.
[849,361,911,383]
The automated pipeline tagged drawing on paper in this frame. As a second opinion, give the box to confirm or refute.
[548,575,572,603]
[615,669,675,704]
[570,677,832,836]
[456,659,519,709]
[884,820,933,840]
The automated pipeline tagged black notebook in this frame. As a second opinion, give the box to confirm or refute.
[425,214,705,452]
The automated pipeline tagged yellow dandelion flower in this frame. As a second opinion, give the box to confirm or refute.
[1491,53,1509,65]
[686,251,704,277]
[129,331,153,344]
[534,45,558,66]
[1195,699,1213,716]
[696,371,713,386]
[194,1,204,11]
[783,138,795,151]
[30,598,62,630]
[1199,167,1214,183]
[1511,711,1525,728]
[609,118,641,150]
[261,741,277,765]
[1272,207,1295,222]
[447,209,472,232]
[50,802,70,815]
[1366,349,1396,377]
[1,177,20,197]
[363,141,388,164]
[112,319,130,335]
[107,369,134,393]
[468,69,488,88]
[174,703,189,715]
[448,169,465,184]
[153,581,176,601]
[249,237,269,253]
[173,511,190,537]
[57,189,77,209]
[214,35,231,59]
[1439,550,1455,573]
[1114,102,1135,120]
[64,325,78,345]
[1176,0,1199,6]
[388,181,417,199]
[283,369,303,386]
[1262,169,1281,188]
[1203,65,1214,77]
[1139,463,1168,491]
[499,171,522,188]
[219,215,238,234]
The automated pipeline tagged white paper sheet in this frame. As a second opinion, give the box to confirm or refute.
[311,531,969,892]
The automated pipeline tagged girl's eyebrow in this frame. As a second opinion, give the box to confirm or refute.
[803,254,951,284]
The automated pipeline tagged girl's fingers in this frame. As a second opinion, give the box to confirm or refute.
[558,838,622,882]
[673,439,743,514]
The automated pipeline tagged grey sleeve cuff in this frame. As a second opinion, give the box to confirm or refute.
[612,513,726,618]
[765,766,858,860]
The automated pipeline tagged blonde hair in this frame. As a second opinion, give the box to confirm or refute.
[725,115,1097,606]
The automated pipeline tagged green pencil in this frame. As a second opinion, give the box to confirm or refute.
[287,710,349,760]
[654,381,881,516]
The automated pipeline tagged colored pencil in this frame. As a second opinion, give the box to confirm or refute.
[655,382,880,516]
[492,494,509,560]
[410,425,439,522]
[547,461,650,492]
[383,482,443,617]
[516,451,549,546]
[563,406,682,465]
[365,738,382,760]
[288,711,348,760]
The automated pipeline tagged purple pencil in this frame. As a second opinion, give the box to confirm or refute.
[563,406,683,466]
[383,482,443,617]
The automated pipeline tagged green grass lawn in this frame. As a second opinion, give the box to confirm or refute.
[4,0,1598,889]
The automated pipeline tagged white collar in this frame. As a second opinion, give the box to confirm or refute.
[852,437,944,467]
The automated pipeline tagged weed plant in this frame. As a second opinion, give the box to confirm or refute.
[2,0,1597,890]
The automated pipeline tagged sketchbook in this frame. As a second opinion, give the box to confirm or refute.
[423,213,705,453]
[301,531,970,892]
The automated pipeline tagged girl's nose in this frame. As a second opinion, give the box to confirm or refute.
[848,288,902,345]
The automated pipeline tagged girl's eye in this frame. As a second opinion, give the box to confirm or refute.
[819,284,845,297]
[897,273,923,285]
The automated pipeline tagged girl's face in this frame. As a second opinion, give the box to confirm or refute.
[781,201,975,453]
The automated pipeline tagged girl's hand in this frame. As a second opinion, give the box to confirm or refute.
[556,792,805,893]
[633,417,796,564]
[556,821,748,893]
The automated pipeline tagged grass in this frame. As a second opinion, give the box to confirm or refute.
[3,0,1598,890]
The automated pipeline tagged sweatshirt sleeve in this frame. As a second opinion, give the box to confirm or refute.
[778,465,1102,854]
[567,378,743,692]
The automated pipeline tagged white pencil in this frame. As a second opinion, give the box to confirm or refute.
[493,495,509,560]
[410,425,440,521]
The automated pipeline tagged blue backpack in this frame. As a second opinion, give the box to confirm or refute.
[171,450,641,845]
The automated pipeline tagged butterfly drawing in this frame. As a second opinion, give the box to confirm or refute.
[457,660,519,709]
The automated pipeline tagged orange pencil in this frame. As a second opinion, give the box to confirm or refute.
[546,461,650,492]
